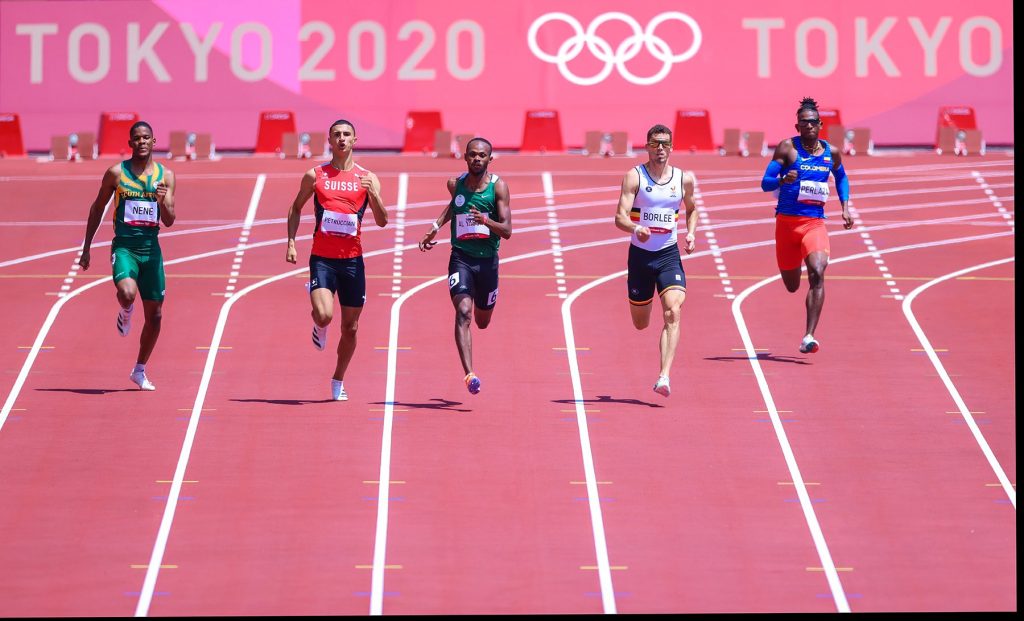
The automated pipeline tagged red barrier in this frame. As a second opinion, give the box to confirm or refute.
[255,110,297,154]
[98,111,139,156]
[521,110,563,152]
[936,106,979,147]
[0,113,25,157]
[818,108,842,131]
[402,110,443,153]
[672,109,713,152]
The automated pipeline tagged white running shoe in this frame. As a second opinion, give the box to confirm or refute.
[117,304,134,337]
[312,324,328,351]
[129,370,156,391]
[653,375,671,397]
[331,379,348,401]
[799,335,820,354]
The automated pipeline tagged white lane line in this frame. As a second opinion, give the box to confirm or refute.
[731,231,1013,613]
[901,257,1016,508]
[542,172,568,299]
[693,175,734,299]
[60,196,112,296]
[390,174,409,298]
[972,169,1015,230]
[845,199,904,300]
[220,175,265,297]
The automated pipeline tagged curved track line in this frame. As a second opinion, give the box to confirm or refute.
[901,257,1016,508]
[730,231,1013,613]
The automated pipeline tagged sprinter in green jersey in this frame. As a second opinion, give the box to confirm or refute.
[80,121,177,391]
[418,137,511,395]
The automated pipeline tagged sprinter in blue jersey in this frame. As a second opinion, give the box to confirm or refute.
[761,97,854,354]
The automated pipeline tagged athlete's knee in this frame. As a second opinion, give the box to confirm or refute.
[116,287,137,307]
[455,305,473,327]
[807,266,826,289]
[311,307,332,327]
[340,318,359,337]
[663,306,681,326]
[475,314,492,330]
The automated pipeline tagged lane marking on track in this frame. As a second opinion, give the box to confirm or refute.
[972,169,1015,230]
[901,257,1016,509]
[694,174,734,298]
[846,197,905,300]
[732,231,1013,613]
[390,174,409,298]
[220,174,265,298]
[542,171,569,299]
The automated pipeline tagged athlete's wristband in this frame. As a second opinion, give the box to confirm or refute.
[431,221,440,233]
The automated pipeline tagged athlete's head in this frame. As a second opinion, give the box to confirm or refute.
[328,119,357,154]
[794,97,822,141]
[464,137,493,174]
[645,124,673,164]
[128,121,155,157]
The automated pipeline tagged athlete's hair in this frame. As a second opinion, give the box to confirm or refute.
[646,124,672,141]
[796,97,819,118]
[329,119,356,134]
[466,137,493,154]
[129,121,153,136]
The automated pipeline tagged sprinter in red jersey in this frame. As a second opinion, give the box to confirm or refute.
[286,119,388,401]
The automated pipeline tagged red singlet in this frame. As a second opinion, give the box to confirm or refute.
[311,162,370,259]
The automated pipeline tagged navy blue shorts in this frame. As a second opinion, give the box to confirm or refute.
[309,254,365,307]
[447,248,499,310]
[627,244,686,306]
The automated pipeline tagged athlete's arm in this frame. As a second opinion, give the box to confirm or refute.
[761,139,798,191]
[474,177,511,239]
[286,168,316,264]
[361,171,388,227]
[157,169,176,227]
[680,172,697,254]
[831,149,854,229]
[418,177,457,252]
[615,168,650,242]
[78,164,121,271]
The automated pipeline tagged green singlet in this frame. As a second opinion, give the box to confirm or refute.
[449,172,501,258]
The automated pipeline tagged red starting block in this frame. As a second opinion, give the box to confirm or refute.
[673,109,713,152]
[936,106,983,155]
[521,110,564,152]
[402,111,443,153]
[255,110,297,154]
[0,113,25,157]
[98,111,140,156]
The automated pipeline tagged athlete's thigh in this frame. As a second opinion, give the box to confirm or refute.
[473,254,499,310]
[447,251,476,301]
[774,216,804,271]
[338,303,363,327]
[335,256,366,308]
[135,249,166,301]
[653,249,686,300]
[626,248,657,306]
[799,220,831,264]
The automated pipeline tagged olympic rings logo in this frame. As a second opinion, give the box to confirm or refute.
[527,12,702,86]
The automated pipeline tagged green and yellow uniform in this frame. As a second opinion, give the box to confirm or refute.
[111,160,167,301]
[449,172,501,258]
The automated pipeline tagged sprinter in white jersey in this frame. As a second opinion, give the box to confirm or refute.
[613,124,697,397]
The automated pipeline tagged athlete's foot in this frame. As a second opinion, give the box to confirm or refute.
[653,375,671,397]
[312,324,328,351]
[331,379,348,401]
[799,334,820,354]
[465,373,481,395]
[116,304,134,337]
[129,369,156,391]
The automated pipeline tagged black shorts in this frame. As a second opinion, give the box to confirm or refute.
[309,254,365,307]
[447,247,499,310]
[627,244,686,305]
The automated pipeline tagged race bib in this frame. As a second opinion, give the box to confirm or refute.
[321,210,359,236]
[455,213,490,240]
[798,180,830,206]
[124,200,159,227]
[638,207,677,234]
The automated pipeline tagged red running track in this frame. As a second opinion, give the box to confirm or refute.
[0,152,1014,615]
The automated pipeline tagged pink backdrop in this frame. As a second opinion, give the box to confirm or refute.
[1,0,1013,150]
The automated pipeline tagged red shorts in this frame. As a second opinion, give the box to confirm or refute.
[775,214,830,270]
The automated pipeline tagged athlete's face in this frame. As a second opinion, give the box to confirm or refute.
[795,111,822,142]
[646,132,672,164]
[464,141,492,174]
[128,127,154,157]
[329,124,356,154]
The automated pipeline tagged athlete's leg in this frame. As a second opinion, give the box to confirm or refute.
[803,250,829,337]
[332,304,362,381]
[115,278,139,309]
[137,299,163,364]
[630,302,653,330]
[310,288,335,328]
[474,306,493,330]
[780,268,802,293]
[657,289,686,377]
[453,293,475,374]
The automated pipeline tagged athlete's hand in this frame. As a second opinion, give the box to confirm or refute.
[468,206,488,225]
[683,232,696,254]
[79,248,91,270]
[286,243,297,264]
[842,209,854,230]
[780,170,799,185]
[155,182,168,204]
[634,226,651,242]
[419,230,437,252]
